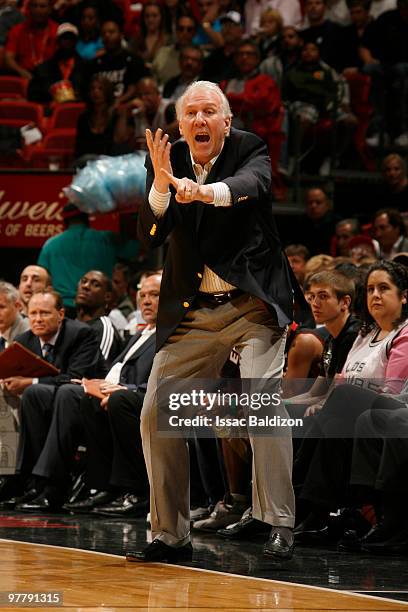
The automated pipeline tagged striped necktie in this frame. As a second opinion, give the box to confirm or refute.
[42,343,54,363]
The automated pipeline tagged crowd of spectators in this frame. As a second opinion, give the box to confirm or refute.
[1,0,408,174]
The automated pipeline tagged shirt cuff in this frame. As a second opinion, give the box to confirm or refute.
[211,182,232,207]
[149,184,171,218]
[32,378,39,384]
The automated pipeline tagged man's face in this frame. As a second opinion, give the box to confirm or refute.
[374,213,401,249]
[81,7,98,31]
[287,255,307,283]
[383,159,405,187]
[28,293,64,341]
[305,0,326,23]
[282,27,301,50]
[336,223,354,255]
[28,0,51,25]
[350,243,375,263]
[179,86,231,165]
[101,21,122,51]
[57,33,78,57]
[235,44,259,75]
[176,17,196,46]
[0,293,19,334]
[350,5,369,27]
[135,79,161,114]
[138,275,161,325]
[179,48,203,79]
[306,189,329,220]
[301,42,320,64]
[221,20,243,44]
[19,265,49,307]
[198,0,217,16]
[305,283,346,325]
[112,269,128,298]
[76,271,110,310]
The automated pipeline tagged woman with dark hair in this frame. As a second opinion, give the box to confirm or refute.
[293,260,408,542]
[75,76,118,159]
[131,1,169,66]
[76,2,104,60]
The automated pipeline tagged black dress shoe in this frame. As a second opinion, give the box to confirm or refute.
[362,525,408,554]
[16,492,62,513]
[0,488,39,510]
[263,531,294,561]
[126,539,193,563]
[361,523,394,546]
[293,513,329,542]
[92,493,148,517]
[337,529,363,552]
[63,490,115,513]
[217,514,270,540]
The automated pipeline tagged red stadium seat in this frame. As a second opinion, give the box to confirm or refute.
[42,129,76,150]
[24,129,76,169]
[0,76,28,99]
[0,100,44,129]
[48,103,85,131]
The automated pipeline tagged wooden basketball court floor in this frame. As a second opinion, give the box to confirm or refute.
[1,512,408,611]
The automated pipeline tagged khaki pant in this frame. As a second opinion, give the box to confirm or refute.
[141,293,295,545]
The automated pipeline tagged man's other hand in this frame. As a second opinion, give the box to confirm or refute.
[161,169,214,204]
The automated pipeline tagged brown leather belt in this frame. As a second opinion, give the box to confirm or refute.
[197,289,244,305]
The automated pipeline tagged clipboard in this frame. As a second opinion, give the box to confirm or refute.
[0,341,60,378]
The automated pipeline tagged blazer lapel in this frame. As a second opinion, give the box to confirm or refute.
[112,332,142,365]
[126,332,156,362]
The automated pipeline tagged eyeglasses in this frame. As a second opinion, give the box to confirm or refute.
[305,292,332,304]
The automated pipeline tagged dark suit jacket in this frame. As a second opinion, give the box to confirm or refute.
[15,318,107,385]
[114,331,156,392]
[138,127,309,350]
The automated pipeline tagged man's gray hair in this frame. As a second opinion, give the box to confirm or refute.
[0,281,20,303]
[175,80,233,120]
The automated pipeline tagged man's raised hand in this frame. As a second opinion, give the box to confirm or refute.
[146,128,173,193]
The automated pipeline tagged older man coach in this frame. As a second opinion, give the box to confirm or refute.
[126,80,308,564]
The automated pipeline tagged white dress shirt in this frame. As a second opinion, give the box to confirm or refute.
[106,326,155,384]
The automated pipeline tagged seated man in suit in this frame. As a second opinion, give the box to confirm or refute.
[0,289,107,509]
[14,272,161,513]
[0,282,30,497]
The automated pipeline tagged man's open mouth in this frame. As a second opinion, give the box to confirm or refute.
[195,134,210,142]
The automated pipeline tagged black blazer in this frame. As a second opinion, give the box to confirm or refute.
[15,318,107,385]
[113,331,156,391]
[138,128,309,350]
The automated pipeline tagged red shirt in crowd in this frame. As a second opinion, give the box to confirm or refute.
[6,18,58,73]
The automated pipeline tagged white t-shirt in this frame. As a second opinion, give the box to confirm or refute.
[341,321,408,393]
